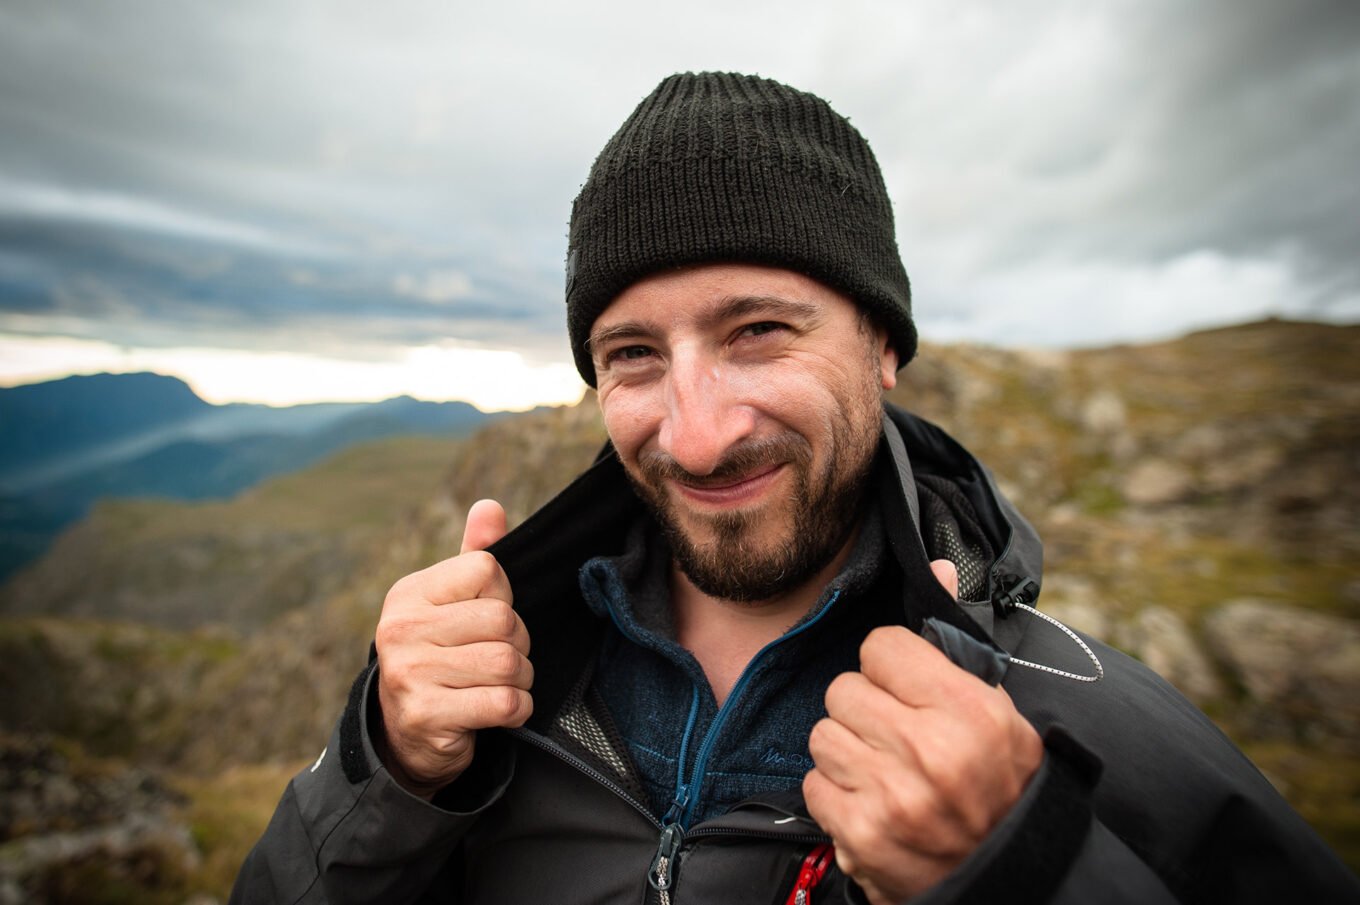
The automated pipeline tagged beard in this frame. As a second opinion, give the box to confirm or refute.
[624,370,883,603]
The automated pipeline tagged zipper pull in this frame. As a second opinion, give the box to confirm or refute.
[784,843,835,905]
[662,784,690,828]
[648,823,685,895]
[991,574,1039,620]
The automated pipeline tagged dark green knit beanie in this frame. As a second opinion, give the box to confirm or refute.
[566,71,916,386]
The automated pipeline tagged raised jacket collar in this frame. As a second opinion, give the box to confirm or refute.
[486,402,1044,734]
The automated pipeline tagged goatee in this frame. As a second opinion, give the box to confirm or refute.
[628,425,880,604]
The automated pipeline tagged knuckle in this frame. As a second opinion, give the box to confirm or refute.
[833,848,860,881]
[976,691,1021,741]
[928,758,968,800]
[415,684,452,721]
[801,770,831,819]
[481,598,518,639]
[881,783,922,828]
[376,648,417,691]
[502,688,533,727]
[462,549,500,583]
[823,672,858,715]
[374,613,411,650]
[393,691,434,735]
[860,625,899,661]
[483,643,520,681]
[384,572,423,607]
[487,685,524,723]
[802,771,844,830]
[428,733,472,762]
[807,718,833,757]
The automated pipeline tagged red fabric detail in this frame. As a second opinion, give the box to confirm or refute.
[784,844,835,905]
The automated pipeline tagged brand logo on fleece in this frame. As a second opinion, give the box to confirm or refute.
[760,746,814,771]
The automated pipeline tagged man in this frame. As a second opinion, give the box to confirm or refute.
[233,73,1357,904]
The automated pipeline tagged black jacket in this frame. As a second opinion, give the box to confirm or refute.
[232,406,1358,904]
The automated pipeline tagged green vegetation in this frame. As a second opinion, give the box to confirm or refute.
[177,761,309,898]
[1240,741,1360,872]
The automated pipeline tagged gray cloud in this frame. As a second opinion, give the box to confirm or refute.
[0,0,1356,382]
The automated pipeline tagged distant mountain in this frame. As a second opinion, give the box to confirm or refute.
[0,373,496,581]
[0,375,490,493]
[0,372,210,479]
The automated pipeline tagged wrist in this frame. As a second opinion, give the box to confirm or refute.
[372,725,460,800]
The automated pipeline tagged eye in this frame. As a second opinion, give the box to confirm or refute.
[600,344,656,369]
[739,321,786,339]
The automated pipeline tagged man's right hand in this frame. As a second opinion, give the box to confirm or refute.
[374,499,534,799]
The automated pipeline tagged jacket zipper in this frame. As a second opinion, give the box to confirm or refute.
[596,576,845,899]
[513,720,837,904]
[784,844,835,905]
[648,582,838,900]
[509,727,662,829]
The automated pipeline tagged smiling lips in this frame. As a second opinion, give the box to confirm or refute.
[673,463,786,508]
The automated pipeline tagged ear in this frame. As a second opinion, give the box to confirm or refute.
[877,328,899,390]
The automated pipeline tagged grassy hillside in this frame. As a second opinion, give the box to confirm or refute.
[0,435,465,631]
[892,320,1359,619]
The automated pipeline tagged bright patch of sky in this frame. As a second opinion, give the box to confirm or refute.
[0,334,584,411]
[0,0,1355,407]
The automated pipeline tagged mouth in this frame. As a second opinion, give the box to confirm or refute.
[672,463,785,508]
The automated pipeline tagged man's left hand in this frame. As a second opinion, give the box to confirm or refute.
[803,560,1043,904]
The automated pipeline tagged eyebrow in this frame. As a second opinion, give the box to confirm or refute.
[586,321,655,353]
[711,295,822,327]
[587,295,823,352]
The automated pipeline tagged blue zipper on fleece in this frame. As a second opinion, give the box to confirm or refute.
[675,588,842,829]
[663,684,701,824]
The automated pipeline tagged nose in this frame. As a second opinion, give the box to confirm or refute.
[656,349,755,476]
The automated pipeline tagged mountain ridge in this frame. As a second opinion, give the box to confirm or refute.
[0,372,500,582]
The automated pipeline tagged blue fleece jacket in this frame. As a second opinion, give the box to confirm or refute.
[578,505,900,828]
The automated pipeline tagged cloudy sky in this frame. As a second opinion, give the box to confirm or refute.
[1,0,1356,409]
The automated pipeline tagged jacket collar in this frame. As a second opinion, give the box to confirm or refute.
[487,402,1043,732]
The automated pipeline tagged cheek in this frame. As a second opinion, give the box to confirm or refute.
[600,392,659,464]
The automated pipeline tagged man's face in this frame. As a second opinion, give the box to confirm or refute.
[589,263,898,603]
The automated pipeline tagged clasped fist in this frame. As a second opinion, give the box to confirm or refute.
[803,561,1043,903]
[375,499,533,798]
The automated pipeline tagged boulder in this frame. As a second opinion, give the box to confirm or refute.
[1081,389,1127,435]
[1037,575,1115,641]
[0,735,198,903]
[1115,606,1224,705]
[1203,599,1360,743]
[1120,459,1194,506]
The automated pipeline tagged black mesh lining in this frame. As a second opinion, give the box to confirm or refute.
[916,473,996,603]
[549,657,649,804]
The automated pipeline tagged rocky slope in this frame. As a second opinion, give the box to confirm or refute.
[0,436,467,631]
[0,320,1355,901]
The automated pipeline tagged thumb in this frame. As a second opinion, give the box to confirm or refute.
[460,499,508,554]
[930,559,959,601]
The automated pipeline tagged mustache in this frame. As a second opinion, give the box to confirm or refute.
[635,434,811,488]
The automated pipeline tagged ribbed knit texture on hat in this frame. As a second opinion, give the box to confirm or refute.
[566,72,916,386]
